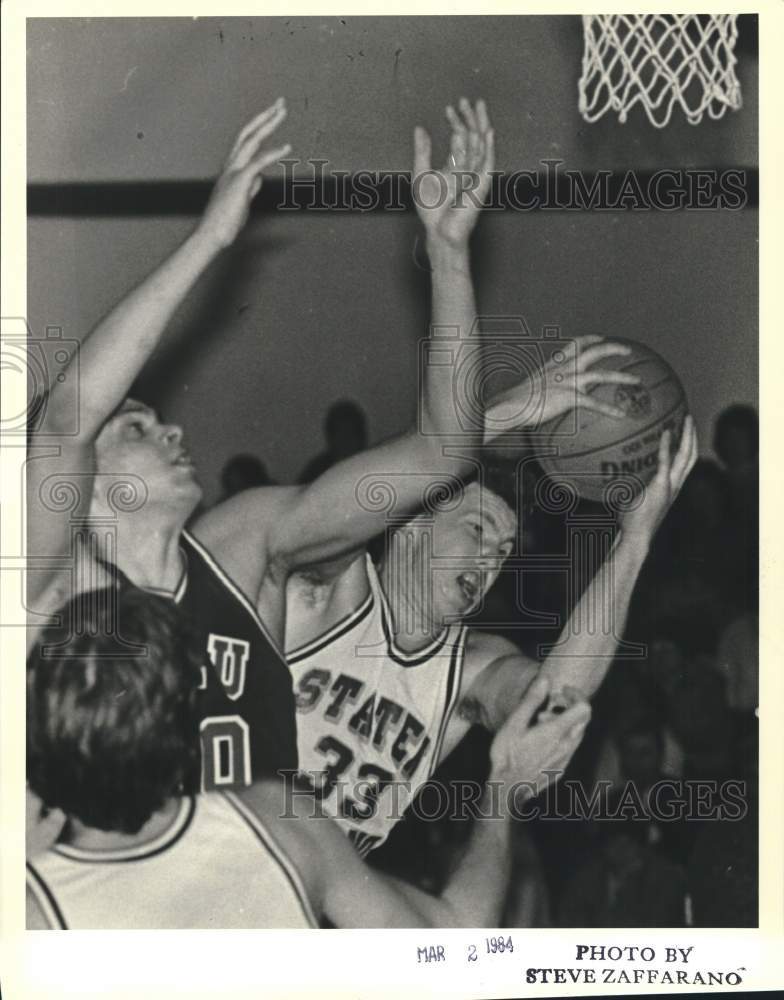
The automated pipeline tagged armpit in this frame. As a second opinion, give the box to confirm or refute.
[456,695,489,730]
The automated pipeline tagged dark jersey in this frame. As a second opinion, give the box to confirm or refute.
[177,531,298,790]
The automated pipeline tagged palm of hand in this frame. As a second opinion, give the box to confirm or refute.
[412,99,494,251]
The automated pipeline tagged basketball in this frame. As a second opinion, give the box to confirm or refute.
[536,338,688,503]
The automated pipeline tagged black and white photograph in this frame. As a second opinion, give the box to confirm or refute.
[2,4,780,997]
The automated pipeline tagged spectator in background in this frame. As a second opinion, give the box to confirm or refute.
[220,453,276,499]
[713,403,758,491]
[614,724,691,865]
[638,458,735,638]
[716,610,758,719]
[713,403,758,614]
[558,805,686,928]
[298,399,368,484]
[687,723,758,930]
[652,644,733,782]
[502,825,552,928]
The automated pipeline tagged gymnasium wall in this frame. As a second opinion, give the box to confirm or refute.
[27,16,758,502]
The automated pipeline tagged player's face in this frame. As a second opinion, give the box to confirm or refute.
[94,400,202,511]
[427,485,516,623]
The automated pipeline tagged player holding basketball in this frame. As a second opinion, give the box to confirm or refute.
[24,93,574,918]
[284,100,698,855]
[27,96,583,800]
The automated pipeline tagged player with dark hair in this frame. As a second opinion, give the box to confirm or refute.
[283,99,697,854]
[27,588,201,837]
[27,97,536,796]
[26,582,590,929]
[27,97,615,910]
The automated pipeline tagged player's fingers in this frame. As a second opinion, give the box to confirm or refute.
[413,126,432,176]
[475,98,491,134]
[577,393,627,420]
[481,127,495,176]
[578,341,633,369]
[446,104,468,142]
[686,419,699,474]
[572,334,606,354]
[577,370,641,388]
[671,416,697,491]
[229,99,285,156]
[509,674,550,729]
[449,128,468,170]
[653,428,672,484]
[239,106,289,162]
[553,699,591,733]
[556,335,607,369]
[232,104,287,167]
[467,128,484,173]
[558,684,587,708]
[459,96,479,133]
[245,142,292,177]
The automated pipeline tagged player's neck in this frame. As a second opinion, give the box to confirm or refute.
[111,512,187,595]
[66,797,183,853]
[378,547,443,653]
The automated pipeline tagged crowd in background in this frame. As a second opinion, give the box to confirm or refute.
[218,401,759,929]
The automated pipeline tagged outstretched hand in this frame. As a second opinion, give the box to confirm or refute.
[197,99,292,250]
[484,336,645,442]
[413,97,495,251]
[489,675,591,803]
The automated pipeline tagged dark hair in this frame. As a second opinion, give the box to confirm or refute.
[460,455,526,517]
[713,404,758,463]
[27,583,202,835]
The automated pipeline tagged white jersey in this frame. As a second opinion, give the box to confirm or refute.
[26,793,317,929]
[288,555,467,857]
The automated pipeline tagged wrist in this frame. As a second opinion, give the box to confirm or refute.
[615,524,653,565]
[191,218,233,256]
[486,766,532,822]
[424,235,470,270]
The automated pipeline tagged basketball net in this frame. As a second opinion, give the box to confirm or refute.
[578,14,742,128]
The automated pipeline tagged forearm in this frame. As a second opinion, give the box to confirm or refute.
[370,780,512,927]
[420,239,478,438]
[436,778,513,926]
[45,224,221,438]
[539,529,649,700]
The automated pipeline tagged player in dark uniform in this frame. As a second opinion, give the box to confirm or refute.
[26,397,591,930]
[26,97,537,796]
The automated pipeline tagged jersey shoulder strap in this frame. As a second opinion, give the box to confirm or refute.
[221,792,319,927]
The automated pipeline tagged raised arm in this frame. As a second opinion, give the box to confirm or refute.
[257,100,497,571]
[441,416,697,756]
[416,98,493,435]
[457,419,698,727]
[538,416,697,701]
[39,101,290,441]
[27,104,290,615]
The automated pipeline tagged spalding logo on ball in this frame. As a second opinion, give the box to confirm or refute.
[536,338,687,503]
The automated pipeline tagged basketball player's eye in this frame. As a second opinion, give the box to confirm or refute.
[126,421,144,439]
[471,523,483,539]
